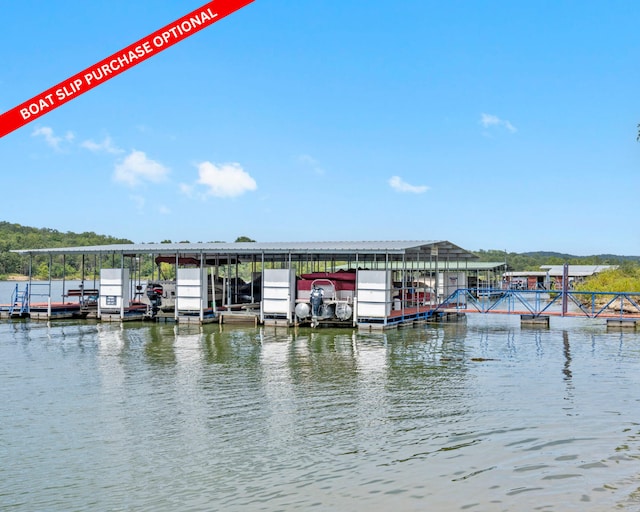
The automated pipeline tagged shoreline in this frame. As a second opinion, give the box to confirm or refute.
[5,275,29,281]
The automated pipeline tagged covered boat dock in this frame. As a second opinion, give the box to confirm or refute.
[7,240,478,329]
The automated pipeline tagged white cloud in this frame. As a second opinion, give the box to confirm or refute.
[298,154,325,175]
[32,126,74,150]
[81,136,123,154]
[480,113,517,133]
[389,176,429,194]
[114,150,170,187]
[196,162,257,198]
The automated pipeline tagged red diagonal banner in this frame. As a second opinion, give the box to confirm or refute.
[0,0,254,139]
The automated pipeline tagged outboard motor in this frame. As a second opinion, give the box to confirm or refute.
[310,286,324,317]
[146,283,164,317]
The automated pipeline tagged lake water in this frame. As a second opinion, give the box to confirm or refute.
[1,283,640,511]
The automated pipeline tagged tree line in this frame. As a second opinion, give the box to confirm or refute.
[0,221,637,279]
[0,222,133,278]
[473,249,640,271]
[0,222,258,279]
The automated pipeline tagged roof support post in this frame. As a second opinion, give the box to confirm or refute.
[81,254,85,288]
[62,253,67,305]
[562,263,569,316]
[175,251,179,321]
[120,252,125,320]
[200,251,205,322]
[432,245,439,306]
[402,252,406,317]
[97,253,102,318]
[260,252,265,323]
[47,253,52,318]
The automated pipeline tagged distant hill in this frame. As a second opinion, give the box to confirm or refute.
[520,251,576,259]
[0,221,132,277]
[474,249,640,272]
[522,251,640,261]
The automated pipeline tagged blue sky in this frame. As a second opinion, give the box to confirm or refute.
[1,0,639,255]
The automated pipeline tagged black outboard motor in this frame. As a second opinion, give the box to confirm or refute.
[310,285,324,317]
[146,283,164,317]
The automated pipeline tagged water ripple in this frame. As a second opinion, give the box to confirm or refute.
[1,318,640,510]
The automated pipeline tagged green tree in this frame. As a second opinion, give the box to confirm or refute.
[0,221,132,277]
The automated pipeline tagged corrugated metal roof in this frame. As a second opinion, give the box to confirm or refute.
[353,261,506,270]
[12,240,477,260]
[506,265,617,277]
[539,265,617,276]
[504,271,549,277]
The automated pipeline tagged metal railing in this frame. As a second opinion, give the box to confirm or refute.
[9,283,30,316]
[436,288,640,319]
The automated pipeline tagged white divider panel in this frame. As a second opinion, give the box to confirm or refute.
[176,267,206,312]
[440,272,467,303]
[99,268,130,311]
[356,270,391,319]
[262,268,296,318]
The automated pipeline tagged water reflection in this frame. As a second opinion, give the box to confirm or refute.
[3,319,640,510]
[259,330,297,457]
[562,330,572,381]
[174,324,204,365]
[145,323,177,365]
